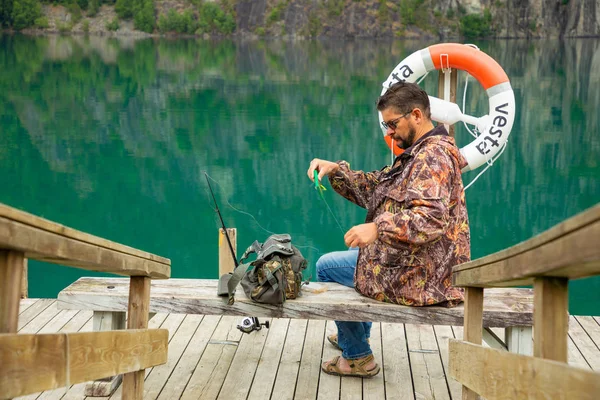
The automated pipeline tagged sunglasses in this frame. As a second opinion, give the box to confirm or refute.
[381,110,412,130]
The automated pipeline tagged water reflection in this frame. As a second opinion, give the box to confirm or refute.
[0,35,598,313]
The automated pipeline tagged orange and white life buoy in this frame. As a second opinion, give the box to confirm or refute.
[379,43,515,172]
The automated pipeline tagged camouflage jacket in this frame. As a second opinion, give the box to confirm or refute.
[330,125,469,307]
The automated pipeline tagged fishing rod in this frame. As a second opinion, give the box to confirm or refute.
[204,172,238,269]
[204,172,269,334]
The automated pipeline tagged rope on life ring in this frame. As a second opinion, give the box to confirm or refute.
[380,43,515,172]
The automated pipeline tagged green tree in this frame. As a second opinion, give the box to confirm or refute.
[197,2,235,34]
[12,0,42,30]
[134,0,155,33]
[115,0,132,19]
[87,0,100,16]
[0,0,14,27]
[460,10,493,38]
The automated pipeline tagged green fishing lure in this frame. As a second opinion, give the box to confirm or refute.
[313,170,327,198]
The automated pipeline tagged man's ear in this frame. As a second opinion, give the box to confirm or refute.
[412,108,424,123]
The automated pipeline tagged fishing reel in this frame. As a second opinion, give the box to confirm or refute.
[237,317,270,334]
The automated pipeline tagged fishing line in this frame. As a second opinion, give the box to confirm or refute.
[315,184,347,237]
[203,172,323,255]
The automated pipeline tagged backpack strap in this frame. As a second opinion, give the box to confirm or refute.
[239,240,262,263]
[220,261,252,305]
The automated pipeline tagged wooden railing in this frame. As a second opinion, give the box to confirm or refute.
[0,203,171,399]
[449,203,600,399]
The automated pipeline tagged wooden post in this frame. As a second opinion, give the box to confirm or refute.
[462,286,484,400]
[506,326,533,355]
[21,259,28,299]
[534,277,569,362]
[85,311,127,396]
[122,276,151,400]
[0,250,25,333]
[219,228,237,275]
[438,69,458,137]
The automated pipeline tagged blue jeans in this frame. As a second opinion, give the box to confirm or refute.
[316,249,372,360]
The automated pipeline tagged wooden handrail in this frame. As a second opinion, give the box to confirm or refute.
[0,203,169,264]
[452,204,600,287]
[0,329,168,399]
[450,202,600,399]
[0,204,171,400]
[0,203,170,279]
[449,340,600,399]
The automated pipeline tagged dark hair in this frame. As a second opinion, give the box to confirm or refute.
[376,81,431,119]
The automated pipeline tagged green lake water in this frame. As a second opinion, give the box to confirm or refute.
[0,35,598,315]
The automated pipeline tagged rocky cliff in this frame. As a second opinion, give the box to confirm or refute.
[234,0,600,38]
[23,0,600,38]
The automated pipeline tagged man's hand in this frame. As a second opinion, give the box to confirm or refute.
[307,158,340,182]
[344,223,378,248]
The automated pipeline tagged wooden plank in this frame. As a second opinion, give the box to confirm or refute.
[433,325,462,400]
[406,324,450,400]
[271,319,308,400]
[85,311,126,397]
[246,318,289,399]
[0,202,170,265]
[0,215,170,279]
[61,310,93,332]
[40,317,96,400]
[180,316,243,400]
[340,370,362,400]
[534,278,569,362]
[317,321,341,400]
[38,309,80,333]
[575,316,600,352]
[216,318,272,400]
[381,323,414,400]
[19,301,61,333]
[363,322,385,400]
[218,228,236,276]
[92,310,126,332]
[108,313,187,400]
[438,68,458,137]
[0,250,25,332]
[18,298,38,314]
[156,315,221,400]
[58,278,534,328]
[0,329,168,399]
[483,327,507,351]
[449,339,600,400]
[19,310,94,400]
[21,258,28,299]
[454,204,599,272]
[463,288,483,345]
[453,205,600,287]
[123,276,152,400]
[294,319,326,400]
[505,326,533,355]
[143,314,204,399]
[462,287,483,400]
[18,298,55,330]
[569,333,592,370]
[569,316,600,370]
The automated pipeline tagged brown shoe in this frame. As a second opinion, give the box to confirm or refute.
[327,334,370,351]
[321,354,380,378]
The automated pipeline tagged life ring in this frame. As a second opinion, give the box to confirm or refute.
[379,43,515,172]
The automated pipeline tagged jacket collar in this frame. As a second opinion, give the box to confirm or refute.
[397,124,449,160]
[385,124,449,178]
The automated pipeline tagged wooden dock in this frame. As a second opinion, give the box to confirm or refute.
[14,298,600,400]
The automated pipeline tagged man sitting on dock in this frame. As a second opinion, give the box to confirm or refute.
[307,81,470,378]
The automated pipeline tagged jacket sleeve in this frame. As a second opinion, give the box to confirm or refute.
[373,147,457,246]
[329,161,385,209]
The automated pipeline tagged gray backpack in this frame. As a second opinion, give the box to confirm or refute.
[218,234,308,305]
